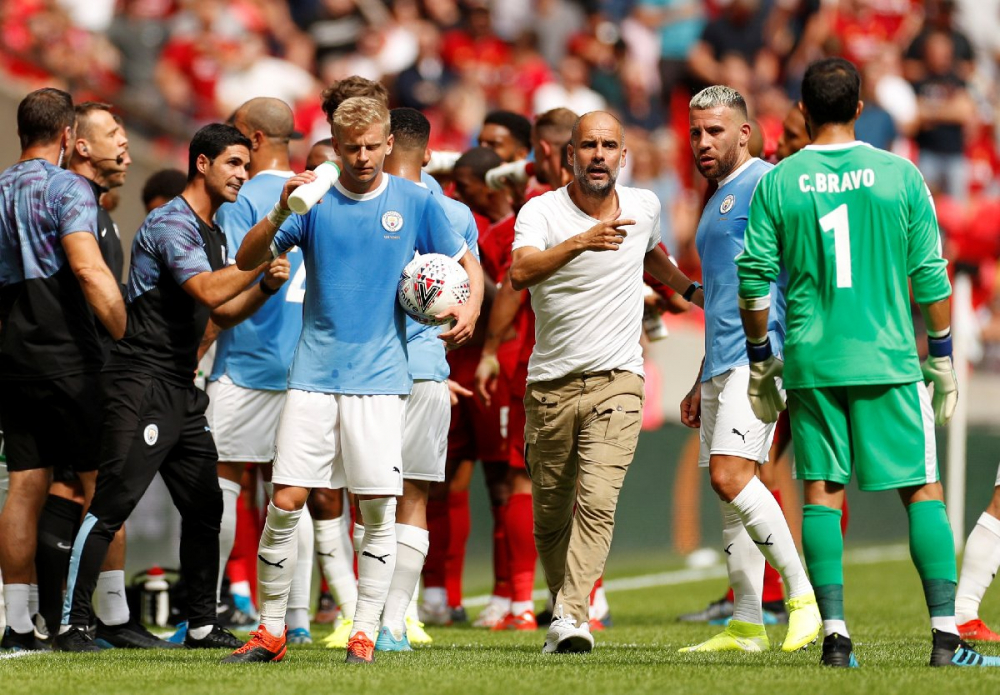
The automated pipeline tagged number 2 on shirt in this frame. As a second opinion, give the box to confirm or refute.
[286,263,306,303]
[819,203,852,289]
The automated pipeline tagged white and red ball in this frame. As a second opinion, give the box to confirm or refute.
[398,253,470,325]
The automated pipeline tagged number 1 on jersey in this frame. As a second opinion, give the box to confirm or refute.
[819,203,852,288]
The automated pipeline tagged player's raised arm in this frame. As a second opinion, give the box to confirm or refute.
[210,254,291,328]
[509,207,635,291]
[235,171,317,269]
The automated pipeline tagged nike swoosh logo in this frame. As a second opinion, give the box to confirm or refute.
[57,542,72,550]
[101,227,107,238]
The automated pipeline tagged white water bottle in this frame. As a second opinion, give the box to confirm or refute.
[288,161,340,214]
[142,567,170,627]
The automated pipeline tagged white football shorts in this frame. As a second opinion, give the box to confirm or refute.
[271,389,405,495]
[402,380,450,482]
[698,365,778,468]
[206,376,285,463]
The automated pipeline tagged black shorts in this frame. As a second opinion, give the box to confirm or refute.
[88,370,218,528]
[0,374,101,473]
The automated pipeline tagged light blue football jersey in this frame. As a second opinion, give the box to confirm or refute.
[695,158,786,381]
[421,170,444,196]
[211,171,305,391]
[272,174,467,395]
[405,191,479,381]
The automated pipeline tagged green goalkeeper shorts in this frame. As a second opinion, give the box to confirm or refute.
[787,381,938,492]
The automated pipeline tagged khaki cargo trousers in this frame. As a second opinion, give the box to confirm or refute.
[524,369,643,624]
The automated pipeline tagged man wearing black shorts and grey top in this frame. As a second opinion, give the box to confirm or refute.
[0,88,127,651]
[56,124,291,652]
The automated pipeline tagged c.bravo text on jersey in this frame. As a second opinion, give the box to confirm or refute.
[798,168,875,193]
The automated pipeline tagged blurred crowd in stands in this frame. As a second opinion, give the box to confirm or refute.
[2,0,1000,368]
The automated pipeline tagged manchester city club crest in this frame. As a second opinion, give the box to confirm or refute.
[382,210,404,232]
[720,194,735,215]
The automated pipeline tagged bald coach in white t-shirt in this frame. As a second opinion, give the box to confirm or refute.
[509,111,704,654]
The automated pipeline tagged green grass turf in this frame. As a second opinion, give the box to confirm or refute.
[5,550,1000,695]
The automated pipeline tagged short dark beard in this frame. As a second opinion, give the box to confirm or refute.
[574,160,618,196]
[700,144,742,182]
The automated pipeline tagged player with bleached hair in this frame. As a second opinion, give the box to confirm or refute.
[224,96,483,664]
[679,84,821,655]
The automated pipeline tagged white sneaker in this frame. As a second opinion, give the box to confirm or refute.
[473,598,510,628]
[542,617,594,654]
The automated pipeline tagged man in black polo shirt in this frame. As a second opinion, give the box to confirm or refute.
[0,88,126,652]
[55,124,291,652]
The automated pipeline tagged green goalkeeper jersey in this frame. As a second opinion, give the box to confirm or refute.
[737,141,951,389]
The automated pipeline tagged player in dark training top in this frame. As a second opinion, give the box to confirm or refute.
[0,88,126,652]
[56,124,291,652]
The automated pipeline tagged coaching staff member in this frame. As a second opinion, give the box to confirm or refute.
[509,111,703,654]
[0,88,126,651]
[56,124,290,652]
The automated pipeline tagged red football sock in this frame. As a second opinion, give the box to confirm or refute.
[506,493,537,604]
[423,498,449,592]
[228,492,260,603]
[491,501,512,599]
[841,495,850,537]
[445,490,471,607]
[762,488,786,603]
[589,575,603,605]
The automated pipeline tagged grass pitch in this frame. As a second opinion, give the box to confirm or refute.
[5,548,1000,695]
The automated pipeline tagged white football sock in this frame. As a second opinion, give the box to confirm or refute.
[353,523,365,554]
[4,583,32,634]
[512,600,534,616]
[0,566,6,634]
[931,616,959,635]
[95,570,129,626]
[381,524,429,637]
[956,511,1000,624]
[423,586,447,608]
[230,580,251,598]
[405,589,420,622]
[257,502,303,636]
[721,500,765,625]
[824,619,849,638]
[28,583,38,619]
[315,514,358,620]
[352,498,396,639]
[288,504,314,629]
[589,586,609,621]
[730,476,812,598]
[216,478,242,604]
[189,624,213,640]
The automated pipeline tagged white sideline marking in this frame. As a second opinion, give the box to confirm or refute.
[462,543,910,608]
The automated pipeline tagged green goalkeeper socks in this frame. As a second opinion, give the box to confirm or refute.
[907,500,957,618]
[802,504,844,620]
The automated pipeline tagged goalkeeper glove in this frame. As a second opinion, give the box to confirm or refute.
[746,336,786,424]
[922,332,958,426]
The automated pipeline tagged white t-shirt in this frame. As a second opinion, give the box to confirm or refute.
[512,184,661,383]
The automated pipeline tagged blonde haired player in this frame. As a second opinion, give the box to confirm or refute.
[224,97,482,664]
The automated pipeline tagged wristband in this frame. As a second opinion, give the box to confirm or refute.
[683,281,703,302]
[266,202,291,227]
[746,337,773,363]
[927,331,953,358]
[259,278,280,296]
